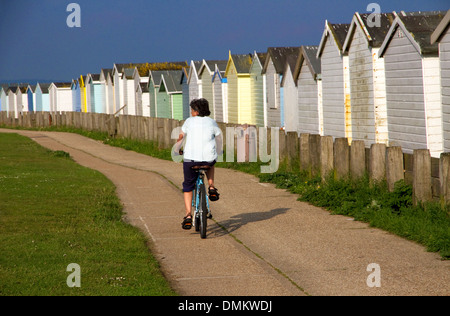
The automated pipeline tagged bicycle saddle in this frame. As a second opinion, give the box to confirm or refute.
[191,165,212,171]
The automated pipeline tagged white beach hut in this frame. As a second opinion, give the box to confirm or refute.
[342,12,394,146]
[212,63,228,123]
[317,21,351,141]
[292,46,322,135]
[379,11,446,157]
[431,9,450,152]
[49,82,72,113]
[188,60,203,103]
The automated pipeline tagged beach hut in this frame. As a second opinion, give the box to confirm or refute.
[49,82,72,113]
[155,70,183,120]
[198,60,228,120]
[78,75,87,112]
[281,50,301,132]
[35,83,50,112]
[431,9,450,152]
[250,52,267,127]
[26,85,36,112]
[16,85,28,116]
[112,63,146,115]
[212,63,228,123]
[132,62,187,117]
[100,68,114,114]
[112,64,126,114]
[292,46,322,135]
[342,12,394,146]
[86,74,104,113]
[71,79,81,112]
[188,60,203,103]
[317,21,351,140]
[379,11,446,157]
[132,66,149,116]
[148,70,163,117]
[112,63,140,115]
[0,85,9,112]
[0,86,3,112]
[224,52,253,125]
[180,67,190,119]
[262,47,301,128]
[75,75,87,113]
[136,82,150,117]
[122,68,137,115]
[7,87,17,118]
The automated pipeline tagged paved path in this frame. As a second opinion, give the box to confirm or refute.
[3,129,449,296]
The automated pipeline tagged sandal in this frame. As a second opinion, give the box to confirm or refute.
[208,186,220,201]
[182,215,192,230]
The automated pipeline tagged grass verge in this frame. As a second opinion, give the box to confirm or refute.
[0,132,176,295]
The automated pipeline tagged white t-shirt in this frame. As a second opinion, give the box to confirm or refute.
[181,116,222,162]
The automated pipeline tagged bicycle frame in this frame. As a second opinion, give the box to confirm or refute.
[192,170,210,225]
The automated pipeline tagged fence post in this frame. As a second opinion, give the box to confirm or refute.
[334,138,350,179]
[279,129,286,164]
[350,140,365,180]
[370,143,386,183]
[386,146,404,192]
[413,149,432,205]
[286,132,299,170]
[439,153,450,205]
[320,135,334,180]
[153,117,159,144]
[148,117,155,141]
[299,133,310,171]
[309,134,321,176]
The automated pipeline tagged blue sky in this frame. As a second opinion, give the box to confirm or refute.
[0,0,448,83]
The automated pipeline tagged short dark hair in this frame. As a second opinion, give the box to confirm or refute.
[190,98,211,117]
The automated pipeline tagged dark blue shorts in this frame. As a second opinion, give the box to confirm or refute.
[182,160,216,192]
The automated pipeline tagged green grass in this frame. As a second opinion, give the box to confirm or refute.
[0,133,176,296]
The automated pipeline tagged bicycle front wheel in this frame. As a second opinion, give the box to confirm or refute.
[199,181,208,239]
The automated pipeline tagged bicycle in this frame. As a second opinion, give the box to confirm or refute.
[191,165,212,239]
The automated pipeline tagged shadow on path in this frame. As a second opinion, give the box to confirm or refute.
[209,208,290,237]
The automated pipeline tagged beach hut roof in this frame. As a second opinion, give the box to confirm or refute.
[160,70,183,93]
[343,12,395,52]
[262,47,301,74]
[292,45,321,82]
[431,9,450,44]
[317,21,350,57]
[379,11,446,57]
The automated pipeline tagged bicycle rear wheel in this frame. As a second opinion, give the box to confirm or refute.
[193,188,200,232]
[199,181,208,239]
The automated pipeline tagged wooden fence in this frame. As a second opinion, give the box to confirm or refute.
[1,111,450,205]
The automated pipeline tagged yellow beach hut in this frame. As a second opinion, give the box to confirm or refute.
[79,75,87,112]
[224,51,253,125]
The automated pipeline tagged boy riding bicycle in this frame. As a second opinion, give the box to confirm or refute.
[174,98,222,230]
